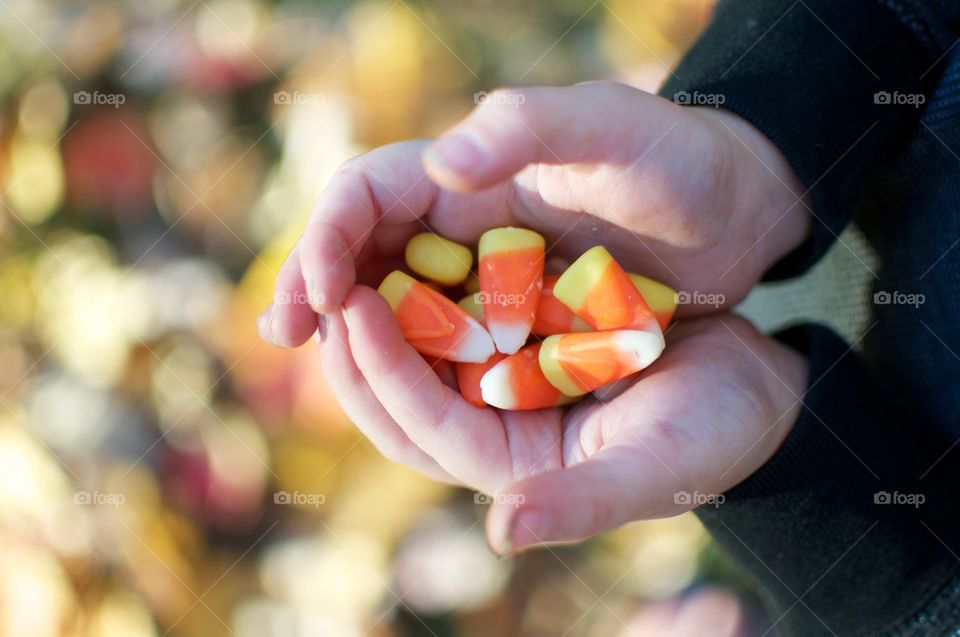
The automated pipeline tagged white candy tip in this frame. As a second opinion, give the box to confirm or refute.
[487,321,530,355]
[614,330,666,371]
[456,321,496,363]
[479,361,515,409]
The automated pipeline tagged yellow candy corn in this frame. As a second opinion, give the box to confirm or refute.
[539,330,665,396]
[478,227,545,354]
[378,271,494,363]
[553,246,660,334]
[457,295,485,323]
[627,273,677,331]
[480,344,576,410]
[404,232,473,286]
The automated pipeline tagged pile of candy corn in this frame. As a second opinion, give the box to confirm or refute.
[377,227,677,410]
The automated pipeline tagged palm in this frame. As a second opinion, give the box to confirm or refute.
[326,274,803,509]
[263,81,811,550]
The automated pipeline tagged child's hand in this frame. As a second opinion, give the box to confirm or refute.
[259,81,809,347]
[319,290,806,553]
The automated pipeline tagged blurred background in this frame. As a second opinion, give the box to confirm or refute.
[0,1,779,635]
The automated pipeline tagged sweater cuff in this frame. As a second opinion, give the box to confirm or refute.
[695,324,960,637]
[660,0,942,278]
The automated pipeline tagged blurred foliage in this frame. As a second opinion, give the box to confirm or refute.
[0,1,765,636]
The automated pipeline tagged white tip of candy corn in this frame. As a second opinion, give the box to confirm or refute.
[479,362,515,409]
[455,318,496,363]
[487,321,529,355]
[614,330,665,370]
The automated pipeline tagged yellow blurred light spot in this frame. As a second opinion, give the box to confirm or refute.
[19,77,68,137]
[196,0,263,59]
[0,541,75,637]
[91,590,158,637]
[260,533,388,620]
[203,410,270,494]
[5,134,65,224]
[151,339,215,431]
[0,422,74,531]
[0,254,37,330]
[33,235,136,385]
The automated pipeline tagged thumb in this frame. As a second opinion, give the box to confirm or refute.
[423,82,677,192]
[485,443,687,555]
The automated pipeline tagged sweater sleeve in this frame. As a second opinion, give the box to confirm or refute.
[659,0,960,278]
[695,324,960,637]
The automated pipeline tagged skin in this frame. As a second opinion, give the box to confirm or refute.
[258,82,811,554]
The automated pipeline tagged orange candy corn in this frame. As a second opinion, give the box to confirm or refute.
[478,227,545,354]
[377,271,495,363]
[456,352,507,408]
[553,246,660,334]
[480,344,576,410]
[532,274,592,337]
[627,273,677,331]
[539,330,665,396]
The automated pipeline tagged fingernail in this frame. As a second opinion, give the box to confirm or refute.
[425,132,488,177]
[508,508,553,553]
[317,314,328,344]
[257,305,276,344]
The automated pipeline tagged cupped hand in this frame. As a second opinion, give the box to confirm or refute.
[316,283,807,554]
[259,81,810,347]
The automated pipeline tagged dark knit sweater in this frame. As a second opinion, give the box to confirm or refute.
[661,1,960,635]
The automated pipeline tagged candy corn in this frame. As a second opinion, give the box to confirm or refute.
[377,270,495,363]
[532,274,592,337]
[539,330,665,396]
[404,232,473,286]
[480,344,575,410]
[375,229,674,410]
[463,273,481,296]
[553,246,660,334]
[478,227,545,355]
[627,273,676,331]
[456,352,506,408]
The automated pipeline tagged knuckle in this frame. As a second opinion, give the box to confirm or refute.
[335,154,367,177]
[584,497,614,535]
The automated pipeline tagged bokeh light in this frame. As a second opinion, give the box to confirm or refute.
[0,1,766,635]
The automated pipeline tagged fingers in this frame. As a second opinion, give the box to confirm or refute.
[299,141,439,314]
[422,82,671,192]
[485,444,679,555]
[341,285,513,490]
[318,310,461,485]
[258,243,319,348]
